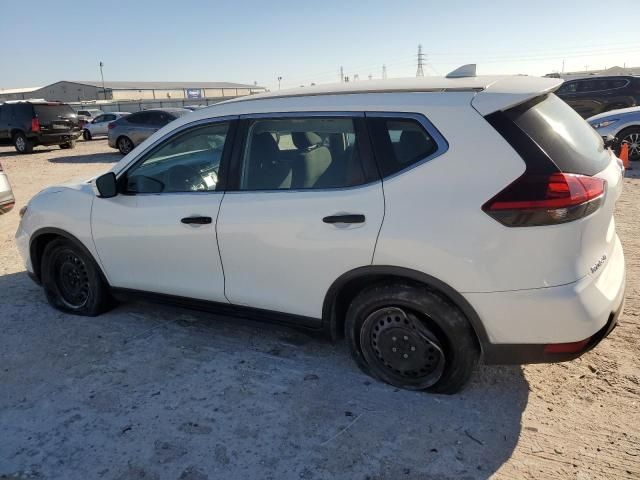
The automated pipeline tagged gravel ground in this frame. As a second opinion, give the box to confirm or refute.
[0,140,638,480]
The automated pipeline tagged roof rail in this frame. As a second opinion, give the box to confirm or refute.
[446,64,477,78]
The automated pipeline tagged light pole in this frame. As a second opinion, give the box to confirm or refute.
[99,61,106,100]
[277,76,282,90]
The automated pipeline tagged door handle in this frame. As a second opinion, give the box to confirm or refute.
[323,214,365,224]
[181,216,212,225]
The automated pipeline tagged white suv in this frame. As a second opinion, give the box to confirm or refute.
[15,68,626,393]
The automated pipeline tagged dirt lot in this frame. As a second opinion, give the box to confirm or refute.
[0,140,638,480]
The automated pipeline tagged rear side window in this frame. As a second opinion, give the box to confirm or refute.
[34,104,76,122]
[126,112,149,124]
[368,117,439,177]
[504,94,609,175]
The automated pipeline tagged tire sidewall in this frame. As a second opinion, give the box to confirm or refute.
[118,137,132,154]
[345,283,479,393]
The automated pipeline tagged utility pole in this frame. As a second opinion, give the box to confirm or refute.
[416,44,425,77]
[99,61,106,100]
[340,66,344,83]
[382,64,387,80]
[277,76,282,90]
[354,74,359,81]
[561,59,565,73]
[368,73,372,80]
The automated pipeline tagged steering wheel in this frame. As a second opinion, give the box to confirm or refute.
[166,164,209,192]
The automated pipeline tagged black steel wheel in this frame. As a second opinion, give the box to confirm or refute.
[83,129,92,141]
[345,282,479,394]
[360,306,445,390]
[51,248,91,309]
[41,238,112,316]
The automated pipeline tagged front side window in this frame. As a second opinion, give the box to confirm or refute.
[239,117,365,190]
[368,117,438,177]
[557,81,577,94]
[126,123,229,194]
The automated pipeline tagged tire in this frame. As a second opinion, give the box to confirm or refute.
[13,132,34,154]
[59,139,76,150]
[83,129,92,141]
[618,126,640,161]
[117,136,134,155]
[345,282,479,394]
[41,238,111,316]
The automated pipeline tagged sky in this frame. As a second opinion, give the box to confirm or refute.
[1,0,639,91]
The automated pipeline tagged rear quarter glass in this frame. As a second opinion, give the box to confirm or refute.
[503,94,610,176]
[34,105,77,123]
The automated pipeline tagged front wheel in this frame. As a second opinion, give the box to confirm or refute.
[345,283,479,394]
[41,238,111,316]
[117,136,134,155]
[83,129,92,141]
[59,139,76,149]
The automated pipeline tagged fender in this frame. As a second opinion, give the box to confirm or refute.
[29,227,110,286]
[322,265,489,350]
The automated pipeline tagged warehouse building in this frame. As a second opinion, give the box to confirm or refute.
[0,80,266,102]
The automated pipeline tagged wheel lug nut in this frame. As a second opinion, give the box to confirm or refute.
[403,354,408,359]
[392,337,397,342]
[392,347,397,352]
[403,336,408,341]
[411,346,416,351]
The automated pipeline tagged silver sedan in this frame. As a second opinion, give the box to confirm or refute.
[107,108,189,154]
[588,106,640,161]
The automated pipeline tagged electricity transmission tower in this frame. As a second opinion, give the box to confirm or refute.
[382,64,387,79]
[416,44,425,77]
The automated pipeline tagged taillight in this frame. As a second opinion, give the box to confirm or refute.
[108,122,115,129]
[483,172,606,227]
[31,117,40,132]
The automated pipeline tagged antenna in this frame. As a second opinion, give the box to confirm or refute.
[416,44,425,77]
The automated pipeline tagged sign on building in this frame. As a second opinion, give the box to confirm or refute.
[186,88,203,99]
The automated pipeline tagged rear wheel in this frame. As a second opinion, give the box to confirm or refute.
[345,282,479,394]
[41,238,111,316]
[13,132,34,154]
[618,126,640,161]
[59,139,76,149]
[117,136,134,154]
[83,129,92,141]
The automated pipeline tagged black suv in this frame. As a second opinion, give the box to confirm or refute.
[555,76,640,118]
[0,101,81,154]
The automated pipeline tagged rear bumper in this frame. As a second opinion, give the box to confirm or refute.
[465,235,626,364]
[33,131,81,145]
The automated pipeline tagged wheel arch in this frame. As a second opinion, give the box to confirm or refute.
[322,265,488,351]
[29,227,109,286]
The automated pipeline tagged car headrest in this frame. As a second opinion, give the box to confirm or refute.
[251,132,279,156]
[292,132,322,150]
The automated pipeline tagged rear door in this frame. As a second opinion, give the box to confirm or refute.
[216,113,384,319]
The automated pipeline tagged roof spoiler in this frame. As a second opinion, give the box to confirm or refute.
[446,64,477,78]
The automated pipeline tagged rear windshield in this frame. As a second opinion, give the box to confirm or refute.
[506,94,610,175]
[34,104,77,122]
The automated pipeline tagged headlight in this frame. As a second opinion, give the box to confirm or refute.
[19,205,28,218]
[591,119,619,129]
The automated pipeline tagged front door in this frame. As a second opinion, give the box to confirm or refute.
[216,114,384,319]
[92,120,235,301]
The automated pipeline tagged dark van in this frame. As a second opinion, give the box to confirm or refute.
[555,76,640,118]
[0,101,81,153]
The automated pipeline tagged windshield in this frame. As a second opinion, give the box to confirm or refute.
[35,105,77,122]
[507,94,610,175]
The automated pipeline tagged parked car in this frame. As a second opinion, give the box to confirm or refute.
[0,161,14,214]
[76,108,104,128]
[16,71,626,393]
[107,108,189,154]
[588,106,640,161]
[555,75,640,118]
[82,112,129,140]
[0,101,81,153]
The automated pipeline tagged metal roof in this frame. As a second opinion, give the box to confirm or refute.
[0,86,43,94]
[66,81,265,90]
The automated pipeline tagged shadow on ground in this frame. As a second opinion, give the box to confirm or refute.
[0,271,529,480]
[47,150,122,164]
[0,147,57,157]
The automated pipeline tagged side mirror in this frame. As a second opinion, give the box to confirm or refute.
[94,172,118,198]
